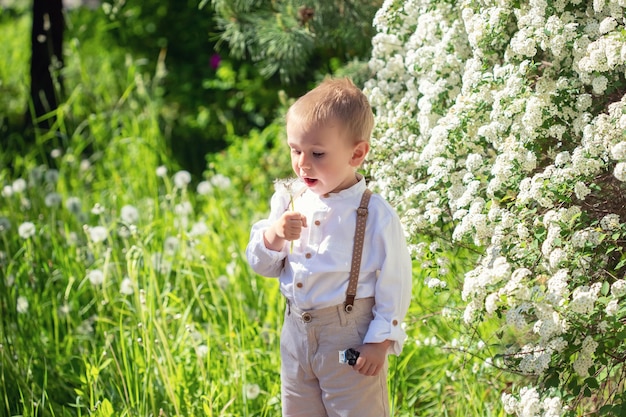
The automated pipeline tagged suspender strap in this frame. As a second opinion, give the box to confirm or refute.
[344,189,372,313]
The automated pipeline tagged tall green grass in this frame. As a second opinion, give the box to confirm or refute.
[0,7,518,417]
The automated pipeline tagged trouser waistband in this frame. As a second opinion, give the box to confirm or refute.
[286,297,375,325]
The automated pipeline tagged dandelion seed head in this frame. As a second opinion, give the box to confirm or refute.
[120,277,134,295]
[50,148,62,159]
[89,226,108,243]
[173,170,192,188]
[120,204,140,224]
[156,165,168,178]
[44,169,59,184]
[244,383,261,400]
[196,180,213,195]
[118,225,130,239]
[217,275,229,289]
[91,203,105,215]
[65,197,82,215]
[189,221,209,237]
[45,192,62,208]
[196,344,209,358]
[87,269,104,286]
[16,296,29,314]
[210,174,231,189]
[0,217,11,233]
[18,222,36,239]
[12,178,27,193]
[80,159,91,171]
[164,236,180,254]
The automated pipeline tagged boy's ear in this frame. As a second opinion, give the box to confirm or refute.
[350,141,370,167]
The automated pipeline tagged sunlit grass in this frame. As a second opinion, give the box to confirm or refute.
[0,7,517,417]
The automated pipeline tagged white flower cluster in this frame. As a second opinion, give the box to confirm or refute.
[366,0,626,413]
[502,387,564,417]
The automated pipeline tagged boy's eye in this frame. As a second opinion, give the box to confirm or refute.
[291,149,301,155]
[312,152,325,158]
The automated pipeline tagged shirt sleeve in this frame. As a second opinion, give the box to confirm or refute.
[362,201,413,356]
[245,191,289,278]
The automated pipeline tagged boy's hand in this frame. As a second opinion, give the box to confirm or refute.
[263,212,307,251]
[352,341,391,376]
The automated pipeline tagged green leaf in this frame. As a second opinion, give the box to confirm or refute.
[95,399,115,417]
[585,377,599,389]
[602,281,610,296]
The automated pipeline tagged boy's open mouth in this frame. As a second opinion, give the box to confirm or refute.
[303,177,318,186]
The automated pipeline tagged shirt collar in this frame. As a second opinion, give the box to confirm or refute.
[315,174,366,201]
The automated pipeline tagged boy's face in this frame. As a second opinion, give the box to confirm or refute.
[286,121,369,196]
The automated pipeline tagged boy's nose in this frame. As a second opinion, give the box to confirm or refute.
[298,154,310,169]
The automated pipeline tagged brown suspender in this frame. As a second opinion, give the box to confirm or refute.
[344,188,372,313]
[290,186,372,313]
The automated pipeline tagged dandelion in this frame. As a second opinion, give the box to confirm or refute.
[217,275,229,289]
[173,170,192,188]
[152,253,172,276]
[58,304,71,316]
[196,344,209,358]
[189,221,209,237]
[87,269,104,286]
[120,204,139,224]
[156,165,168,178]
[118,225,130,239]
[65,196,82,215]
[164,236,180,254]
[274,178,302,252]
[45,192,62,207]
[89,226,108,243]
[0,217,11,233]
[44,169,59,184]
[197,180,213,195]
[16,296,29,314]
[91,203,105,215]
[50,148,62,159]
[210,173,231,189]
[120,277,134,295]
[12,178,27,193]
[18,222,36,239]
[80,159,91,171]
[175,202,193,217]
[244,383,261,400]
[1,185,12,197]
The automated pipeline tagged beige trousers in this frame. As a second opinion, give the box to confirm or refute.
[280,297,389,417]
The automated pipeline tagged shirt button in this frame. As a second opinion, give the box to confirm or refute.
[314,220,321,226]
[296,282,303,288]
[305,253,312,259]
[392,320,398,326]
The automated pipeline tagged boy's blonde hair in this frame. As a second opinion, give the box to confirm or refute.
[286,77,375,143]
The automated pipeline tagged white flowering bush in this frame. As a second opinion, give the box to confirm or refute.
[365,0,626,415]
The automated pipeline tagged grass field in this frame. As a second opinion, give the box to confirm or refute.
[0,7,516,417]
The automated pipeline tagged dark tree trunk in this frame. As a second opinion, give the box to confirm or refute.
[28,0,64,128]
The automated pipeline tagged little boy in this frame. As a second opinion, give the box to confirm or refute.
[246,77,412,417]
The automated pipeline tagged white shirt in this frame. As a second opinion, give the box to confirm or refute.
[246,177,412,355]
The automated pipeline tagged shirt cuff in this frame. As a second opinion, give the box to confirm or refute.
[363,316,407,356]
